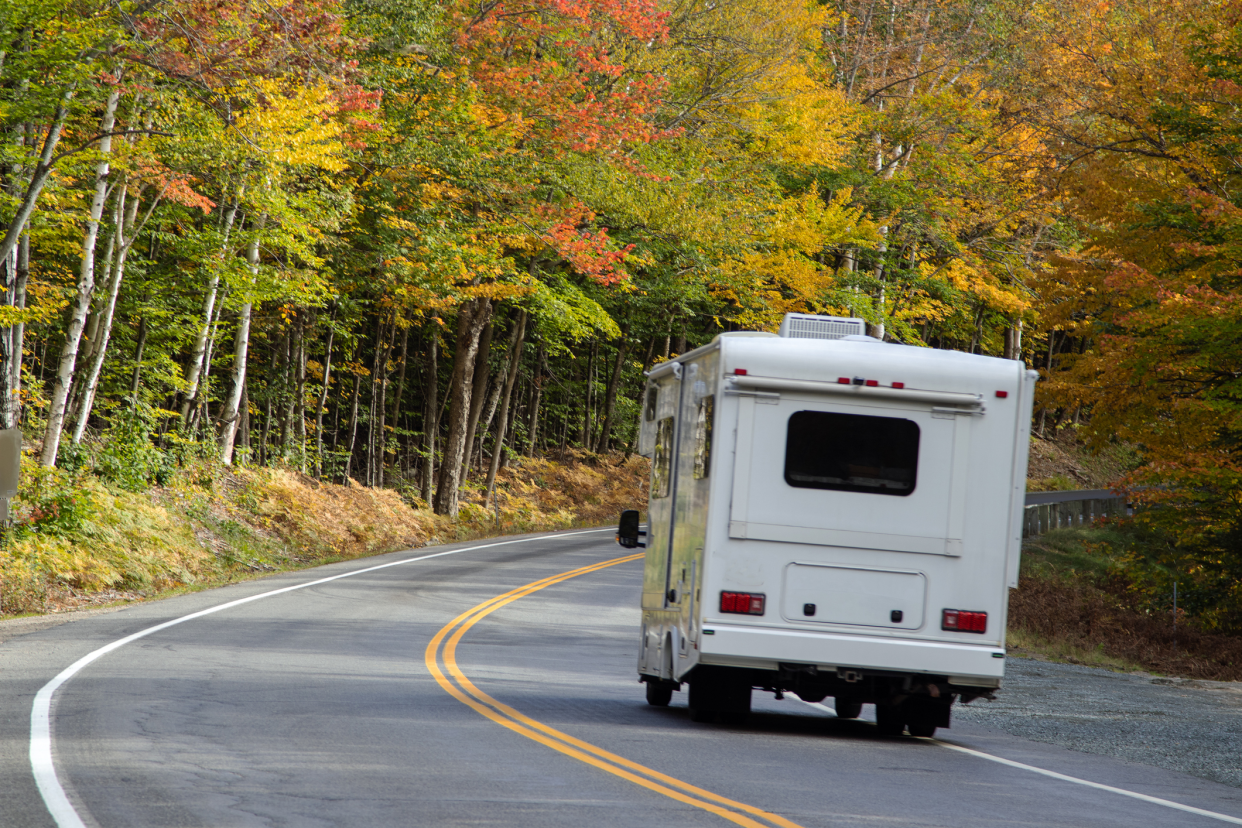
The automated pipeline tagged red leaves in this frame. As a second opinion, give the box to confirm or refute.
[459,0,670,160]
[536,201,633,285]
[335,84,384,149]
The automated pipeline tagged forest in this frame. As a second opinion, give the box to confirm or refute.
[1,1,1240,624]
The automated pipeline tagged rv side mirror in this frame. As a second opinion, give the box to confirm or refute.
[617,509,646,549]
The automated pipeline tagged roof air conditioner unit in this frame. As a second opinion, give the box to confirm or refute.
[778,313,867,340]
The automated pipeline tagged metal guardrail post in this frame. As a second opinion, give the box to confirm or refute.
[1021,490,1129,539]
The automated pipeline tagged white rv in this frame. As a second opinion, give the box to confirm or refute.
[617,314,1037,737]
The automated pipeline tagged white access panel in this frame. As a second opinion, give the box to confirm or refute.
[781,563,926,628]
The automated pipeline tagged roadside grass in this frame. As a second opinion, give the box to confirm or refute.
[1012,524,1242,681]
[0,451,649,619]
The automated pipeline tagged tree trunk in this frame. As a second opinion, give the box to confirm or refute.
[239,378,250,460]
[485,310,527,494]
[41,86,120,467]
[580,340,596,447]
[182,197,240,420]
[420,325,439,503]
[365,314,386,486]
[342,359,363,484]
[314,310,337,478]
[219,214,265,464]
[295,313,308,472]
[389,322,409,431]
[375,318,396,487]
[278,328,294,455]
[0,226,28,429]
[434,298,492,517]
[460,312,495,480]
[72,182,163,444]
[526,343,545,456]
[595,325,630,452]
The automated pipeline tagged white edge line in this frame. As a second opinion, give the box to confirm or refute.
[30,527,614,828]
[795,698,1242,826]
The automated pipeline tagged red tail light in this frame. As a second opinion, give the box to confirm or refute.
[942,609,987,633]
[891,382,905,389]
[837,377,851,385]
[720,591,765,615]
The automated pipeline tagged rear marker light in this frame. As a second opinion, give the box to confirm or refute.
[720,591,765,615]
[996,390,1009,398]
[892,382,905,389]
[838,377,851,385]
[942,609,988,633]
[865,379,879,387]
[734,368,748,376]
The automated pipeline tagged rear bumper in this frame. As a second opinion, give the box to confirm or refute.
[698,624,1005,686]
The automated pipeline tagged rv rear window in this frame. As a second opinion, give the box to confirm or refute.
[784,410,919,496]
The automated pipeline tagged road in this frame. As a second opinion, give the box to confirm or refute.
[2,528,1241,827]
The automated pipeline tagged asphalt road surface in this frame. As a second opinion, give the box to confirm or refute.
[2,528,1241,827]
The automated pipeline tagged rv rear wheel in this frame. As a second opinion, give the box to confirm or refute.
[874,703,905,736]
[834,698,863,719]
[646,680,674,707]
[907,721,937,738]
[688,666,752,724]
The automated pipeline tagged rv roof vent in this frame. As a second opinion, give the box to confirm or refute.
[778,313,867,340]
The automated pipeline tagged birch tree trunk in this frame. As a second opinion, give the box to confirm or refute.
[0,227,27,429]
[41,86,120,467]
[72,181,164,444]
[182,197,240,420]
[219,214,265,464]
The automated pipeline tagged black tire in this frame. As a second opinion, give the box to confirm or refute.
[907,721,937,738]
[645,680,674,707]
[874,703,905,736]
[687,666,752,725]
[834,698,863,719]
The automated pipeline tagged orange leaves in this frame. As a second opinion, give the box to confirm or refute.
[457,0,670,160]
[535,201,633,285]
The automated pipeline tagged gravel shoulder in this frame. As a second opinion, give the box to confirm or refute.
[954,657,1242,788]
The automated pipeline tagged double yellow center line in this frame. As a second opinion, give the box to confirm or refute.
[424,552,806,828]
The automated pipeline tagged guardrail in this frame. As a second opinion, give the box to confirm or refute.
[1021,489,1128,538]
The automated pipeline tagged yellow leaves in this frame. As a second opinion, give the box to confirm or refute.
[942,259,1029,316]
[229,78,348,174]
[763,187,880,253]
[738,56,857,168]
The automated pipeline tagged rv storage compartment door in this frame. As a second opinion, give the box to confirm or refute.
[781,564,925,629]
[729,395,967,556]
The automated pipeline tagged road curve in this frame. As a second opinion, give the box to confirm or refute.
[2,528,1241,828]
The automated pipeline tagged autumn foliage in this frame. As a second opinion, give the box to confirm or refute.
[1,0,1241,625]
